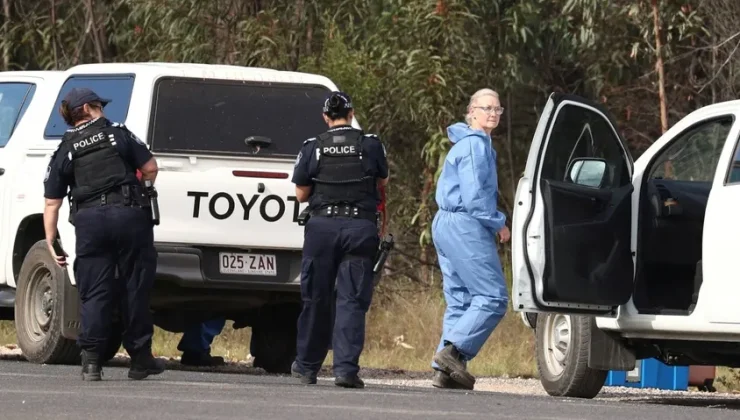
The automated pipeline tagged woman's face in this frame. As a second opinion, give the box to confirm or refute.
[469,94,502,131]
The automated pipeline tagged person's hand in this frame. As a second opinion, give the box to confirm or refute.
[47,240,68,267]
[497,226,511,243]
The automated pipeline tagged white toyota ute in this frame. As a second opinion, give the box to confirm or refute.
[0,63,350,373]
[512,92,740,398]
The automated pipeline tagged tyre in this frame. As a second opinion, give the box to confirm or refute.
[535,313,607,399]
[14,240,80,365]
[250,303,300,374]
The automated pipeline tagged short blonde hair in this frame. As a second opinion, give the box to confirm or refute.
[465,88,500,125]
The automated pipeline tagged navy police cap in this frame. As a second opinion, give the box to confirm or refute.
[62,87,112,110]
[323,91,353,113]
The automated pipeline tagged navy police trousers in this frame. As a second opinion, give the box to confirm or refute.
[74,204,157,357]
[295,215,379,378]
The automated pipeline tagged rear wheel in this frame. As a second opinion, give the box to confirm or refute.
[535,313,607,399]
[15,240,80,365]
[250,303,301,374]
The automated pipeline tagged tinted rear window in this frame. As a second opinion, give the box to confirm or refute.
[45,75,135,138]
[148,77,331,158]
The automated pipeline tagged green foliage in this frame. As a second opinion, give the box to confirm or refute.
[0,0,731,288]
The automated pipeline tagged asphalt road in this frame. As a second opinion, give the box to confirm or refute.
[0,360,739,420]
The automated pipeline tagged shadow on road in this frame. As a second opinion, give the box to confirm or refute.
[597,390,740,410]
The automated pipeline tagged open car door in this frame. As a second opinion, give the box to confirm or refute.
[512,93,635,315]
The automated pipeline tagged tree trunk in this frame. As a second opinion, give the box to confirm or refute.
[290,0,305,71]
[506,90,515,210]
[50,0,59,68]
[652,0,672,177]
[2,0,10,70]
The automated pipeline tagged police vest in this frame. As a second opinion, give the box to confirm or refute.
[311,129,376,207]
[63,119,138,204]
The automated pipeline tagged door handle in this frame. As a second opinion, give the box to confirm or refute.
[0,168,4,175]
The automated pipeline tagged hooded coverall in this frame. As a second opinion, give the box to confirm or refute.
[431,122,509,368]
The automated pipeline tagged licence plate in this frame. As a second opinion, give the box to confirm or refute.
[218,252,277,276]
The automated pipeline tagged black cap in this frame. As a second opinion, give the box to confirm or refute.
[323,91,353,113]
[62,88,111,109]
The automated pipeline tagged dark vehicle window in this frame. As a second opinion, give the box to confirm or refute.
[148,77,331,158]
[540,103,630,188]
[726,131,740,185]
[0,83,36,147]
[44,75,135,138]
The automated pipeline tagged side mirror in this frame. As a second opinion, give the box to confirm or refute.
[567,158,607,188]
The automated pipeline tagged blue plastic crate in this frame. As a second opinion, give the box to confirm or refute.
[605,358,688,391]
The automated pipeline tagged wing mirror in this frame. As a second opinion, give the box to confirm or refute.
[566,158,607,188]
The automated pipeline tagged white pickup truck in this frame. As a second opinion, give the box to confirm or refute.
[0,63,350,372]
[512,92,740,398]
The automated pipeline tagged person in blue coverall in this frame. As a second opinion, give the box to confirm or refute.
[430,88,511,390]
[177,318,226,366]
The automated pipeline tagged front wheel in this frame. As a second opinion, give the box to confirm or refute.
[535,313,607,399]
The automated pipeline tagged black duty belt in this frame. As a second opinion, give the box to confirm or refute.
[310,205,378,223]
[76,186,142,210]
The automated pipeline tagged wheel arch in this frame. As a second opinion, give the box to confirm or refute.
[12,214,48,283]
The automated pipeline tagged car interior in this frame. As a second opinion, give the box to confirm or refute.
[631,116,733,315]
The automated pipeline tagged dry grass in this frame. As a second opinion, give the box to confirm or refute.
[0,290,536,378]
[360,289,536,377]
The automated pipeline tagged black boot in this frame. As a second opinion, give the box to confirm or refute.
[81,350,102,381]
[335,375,365,389]
[291,361,317,385]
[181,352,225,367]
[128,349,166,380]
[432,369,472,390]
[432,344,475,389]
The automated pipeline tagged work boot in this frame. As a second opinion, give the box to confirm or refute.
[291,361,317,385]
[81,350,102,381]
[128,349,166,380]
[432,369,472,390]
[432,344,475,390]
[180,352,225,367]
[335,375,365,389]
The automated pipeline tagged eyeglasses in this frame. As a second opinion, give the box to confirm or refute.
[474,106,504,115]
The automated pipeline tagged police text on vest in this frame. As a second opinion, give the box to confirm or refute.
[73,132,105,150]
[323,145,356,154]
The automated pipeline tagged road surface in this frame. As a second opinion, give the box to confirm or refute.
[0,360,738,419]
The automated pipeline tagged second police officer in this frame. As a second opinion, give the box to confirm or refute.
[43,88,165,381]
[290,91,389,388]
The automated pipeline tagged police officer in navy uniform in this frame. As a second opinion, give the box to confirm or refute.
[290,91,389,388]
[43,88,165,381]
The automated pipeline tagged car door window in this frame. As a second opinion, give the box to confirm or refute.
[540,102,630,188]
[648,116,732,182]
[0,83,36,147]
[44,75,135,138]
[726,134,740,185]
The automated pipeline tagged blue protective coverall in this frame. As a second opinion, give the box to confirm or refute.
[431,122,509,368]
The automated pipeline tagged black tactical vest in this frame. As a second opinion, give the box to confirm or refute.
[63,118,138,204]
[311,129,376,207]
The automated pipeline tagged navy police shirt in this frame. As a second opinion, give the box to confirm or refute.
[44,117,153,199]
[292,125,388,212]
